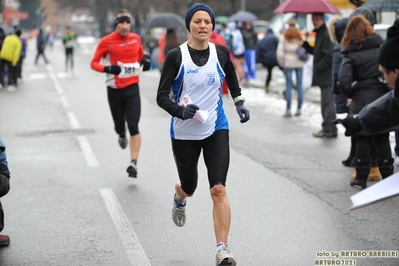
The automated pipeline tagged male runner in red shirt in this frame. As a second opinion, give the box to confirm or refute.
[91,9,151,178]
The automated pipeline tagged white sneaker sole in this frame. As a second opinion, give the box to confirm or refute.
[217,257,236,266]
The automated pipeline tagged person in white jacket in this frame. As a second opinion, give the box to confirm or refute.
[277,20,307,117]
[227,21,246,84]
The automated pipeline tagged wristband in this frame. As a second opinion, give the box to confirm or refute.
[233,95,245,104]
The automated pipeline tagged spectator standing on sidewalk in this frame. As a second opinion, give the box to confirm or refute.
[256,28,282,93]
[331,10,381,182]
[337,15,392,189]
[0,138,11,246]
[227,21,246,85]
[0,28,22,92]
[242,22,258,82]
[16,29,28,83]
[303,13,337,138]
[328,16,356,166]
[277,20,306,117]
[334,19,399,137]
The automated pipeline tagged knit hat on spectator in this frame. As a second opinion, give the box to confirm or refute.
[378,19,399,70]
[349,7,375,26]
[185,3,215,32]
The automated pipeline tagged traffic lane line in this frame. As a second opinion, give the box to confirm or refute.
[100,188,152,266]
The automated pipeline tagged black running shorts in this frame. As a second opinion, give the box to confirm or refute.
[171,130,230,195]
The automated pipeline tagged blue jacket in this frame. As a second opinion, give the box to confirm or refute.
[256,29,279,67]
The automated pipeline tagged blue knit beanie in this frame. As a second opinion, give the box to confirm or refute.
[185,3,215,32]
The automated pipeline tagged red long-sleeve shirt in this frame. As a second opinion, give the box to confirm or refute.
[90,31,145,89]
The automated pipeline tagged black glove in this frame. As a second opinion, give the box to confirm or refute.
[235,101,250,123]
[332,115,362,136]
[182,104,199,120]
[141,54,151,71]
[104,65,121,75]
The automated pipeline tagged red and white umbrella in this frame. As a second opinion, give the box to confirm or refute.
[273,0,341,14]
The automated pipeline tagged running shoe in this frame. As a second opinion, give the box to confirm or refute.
[172,197,186,227]
[126,163,137,178]
[216,244,236,266]
[118,135,128,149]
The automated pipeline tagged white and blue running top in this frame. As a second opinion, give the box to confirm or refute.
[170,42,229,140]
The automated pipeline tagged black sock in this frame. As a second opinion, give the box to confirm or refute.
[131,160,137,165]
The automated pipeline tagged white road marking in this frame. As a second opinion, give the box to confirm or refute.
[46,64,53,72]
[100,188,152,266]
[76,136,99,167]
[59,95,70,108]
[48,72,64,94]
[66,112,81,129]
[28,73,46,80]
[44,62,100,168]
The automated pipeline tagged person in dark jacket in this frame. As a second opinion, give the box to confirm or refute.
[344,8,381,178]
[334,19,399,136]
[16,28,27,81]
[337,15,392,189]
[329,16,357,165]
[303,13,337,138]
[35,29,49,65]
[328,17,357,167]
[0,139,11,246]
[256,28,282,93]
[329,17,349,115]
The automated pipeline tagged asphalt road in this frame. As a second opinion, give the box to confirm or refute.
[0,37,398,266]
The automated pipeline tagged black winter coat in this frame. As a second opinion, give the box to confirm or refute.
[338,34,390,115]
[303,23,333,87]
[359,90,399,135]
[332,44,348,114]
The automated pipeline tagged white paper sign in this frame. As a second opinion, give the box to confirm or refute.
[178,93,209,124]
[350,171,399,210]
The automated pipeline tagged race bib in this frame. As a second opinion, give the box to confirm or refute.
[117,61,140,78]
